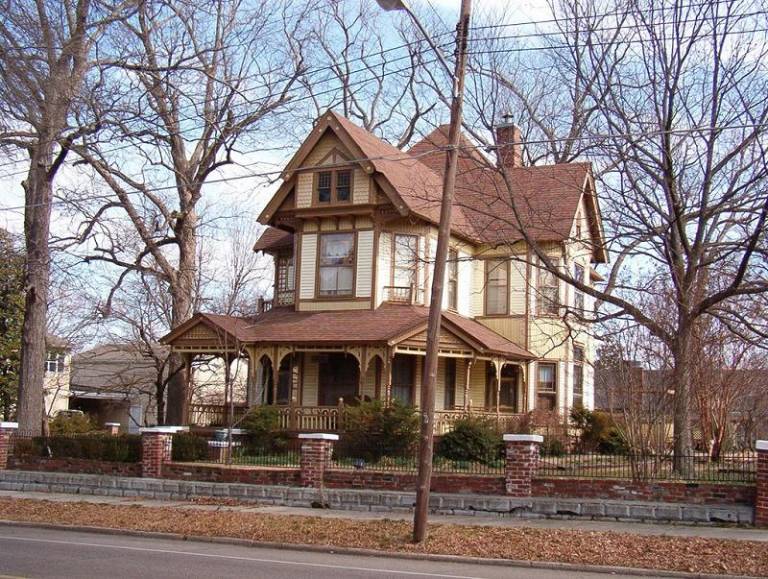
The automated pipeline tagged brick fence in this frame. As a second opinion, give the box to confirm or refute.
[2,426,765,524]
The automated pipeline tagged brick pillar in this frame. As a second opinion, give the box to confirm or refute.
[141,427,178,478]
[503,434,543,497]
[299,433,338,488]
[757,441,768,527]
[0,422,19,470]
[105,422,120,436]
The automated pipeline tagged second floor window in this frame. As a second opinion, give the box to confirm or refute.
[573,345,584,407]
[275,253,295,305]
[537,267,559,316]
[573,263,585,312]
[447,249,458,310]
[485,259,508,315]
[393,234,418,288]
[316,169,352,203]
[45,352,66,373]
[318,233,354,297]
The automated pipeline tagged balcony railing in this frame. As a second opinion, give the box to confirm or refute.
[383,285,425,305]
[188,403,248,427]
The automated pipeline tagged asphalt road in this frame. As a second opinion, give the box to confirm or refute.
[0,525,666,579]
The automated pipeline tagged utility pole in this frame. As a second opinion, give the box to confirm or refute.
[412,0,472,544]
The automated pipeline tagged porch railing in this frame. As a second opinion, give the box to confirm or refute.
[277,406,340,432]
[188,404,524,433]
[188,403,248,427]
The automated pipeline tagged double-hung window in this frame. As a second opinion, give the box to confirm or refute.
[393,234,418,288]
[485,259,509,315]
[536,362,557,410]
[316,169,352,203]
[318,233,354,297]
[45,352,66,373]
[537,267,559,316]
[573,345,584,407]
[447,249,458,310]
[573,263,585,312]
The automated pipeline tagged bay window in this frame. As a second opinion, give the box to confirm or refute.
[318,233,355,297]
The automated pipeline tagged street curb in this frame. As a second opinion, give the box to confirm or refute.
[0,519,759,579]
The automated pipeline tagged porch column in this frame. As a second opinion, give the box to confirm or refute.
[181,353,194,425]
[384,350,394,406]
[493,359,503,419]
[463,359,474,411]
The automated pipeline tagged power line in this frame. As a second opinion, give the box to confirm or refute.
[2,119,766,214]
[2,1,763,174]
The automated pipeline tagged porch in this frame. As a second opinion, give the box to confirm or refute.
[163,305,536,434]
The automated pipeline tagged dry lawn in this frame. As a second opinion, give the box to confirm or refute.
[0,498,765,577]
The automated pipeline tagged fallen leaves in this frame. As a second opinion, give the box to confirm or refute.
[0,498,765,576]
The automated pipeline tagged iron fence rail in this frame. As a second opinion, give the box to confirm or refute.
[537,451,757,483]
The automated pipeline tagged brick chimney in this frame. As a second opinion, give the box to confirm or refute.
[495,113,523,168]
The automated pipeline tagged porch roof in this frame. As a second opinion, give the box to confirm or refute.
[161,303,534,360]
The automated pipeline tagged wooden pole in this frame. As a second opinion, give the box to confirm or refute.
[413,0,472,544]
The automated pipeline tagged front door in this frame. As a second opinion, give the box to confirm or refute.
[318,353,359,405]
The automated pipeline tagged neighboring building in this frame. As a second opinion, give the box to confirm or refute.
[162,111,606,431]
[44,335,72,418]
[69,343,248,431]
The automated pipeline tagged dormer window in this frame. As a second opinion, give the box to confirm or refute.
[316,169,352,204]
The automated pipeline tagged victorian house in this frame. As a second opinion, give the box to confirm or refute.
[162,111,606,431]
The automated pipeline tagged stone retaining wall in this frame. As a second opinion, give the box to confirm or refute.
[0,469,753,525]
[163,462,300,486]
[532,478,756,506]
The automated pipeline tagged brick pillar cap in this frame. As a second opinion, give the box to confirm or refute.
[757,440,768,451]
[140,426,188,434]
[298,433,339,441]
[105,422,121,427]
[0,422,19,429]
[503,434,543,443]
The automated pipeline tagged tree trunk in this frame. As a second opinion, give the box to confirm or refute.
[164,207,197,425]
[672,332,693,476]
[17,151,54,436]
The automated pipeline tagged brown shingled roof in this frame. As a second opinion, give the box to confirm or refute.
[162,304,533,360]
[253,227,293,253]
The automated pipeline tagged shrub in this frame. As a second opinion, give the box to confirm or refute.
[49,412,96,435]
[436,416,503,466]
[339,400,419,462]
[239,406,288,452]
[172,432,209,462]
[570,407,623,454]
[35,434,141,462]
[540,436,566,457]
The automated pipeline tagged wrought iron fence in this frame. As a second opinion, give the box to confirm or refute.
[171,431,300,468]
[537,450,757,483]
[10,432,142,463]
[329,434,505,475]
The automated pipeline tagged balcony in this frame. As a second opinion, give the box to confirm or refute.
[383,285,425,305]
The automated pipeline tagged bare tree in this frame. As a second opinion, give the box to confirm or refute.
[0,0,133,434]
[456,0,768,473]
[65,0,307,424]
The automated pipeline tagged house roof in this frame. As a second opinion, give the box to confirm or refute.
[162,304,534,360]
[255,111,606,262]
[252,227,293,253]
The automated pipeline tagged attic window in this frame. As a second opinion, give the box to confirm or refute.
[315,169,352,204]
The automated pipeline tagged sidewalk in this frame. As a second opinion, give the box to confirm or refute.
[1,488,764,543]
